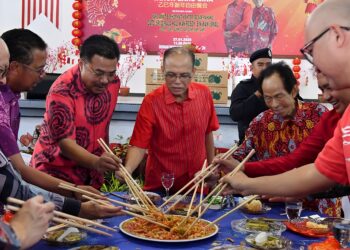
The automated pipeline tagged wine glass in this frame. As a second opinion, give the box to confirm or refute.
[285,201,302,221]
[161,172,174,200]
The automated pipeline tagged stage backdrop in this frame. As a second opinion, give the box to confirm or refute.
[81,0,322,56]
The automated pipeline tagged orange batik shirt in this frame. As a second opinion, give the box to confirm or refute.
[31,65,120,188]
[130,83,219,192]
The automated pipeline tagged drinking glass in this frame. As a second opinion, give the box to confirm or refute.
[285,201,302,221]
[333,223,350,248]
[161,172,174,200]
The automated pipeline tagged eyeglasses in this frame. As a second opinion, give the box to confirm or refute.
[300,26,350,64]
[0,65,8,79]
[85,62,116,80]
[20,63,46,77]
[263,93,287,104]
[164,72,192,82]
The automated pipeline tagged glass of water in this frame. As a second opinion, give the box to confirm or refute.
[161,172,174,200]
[285,201,302,221]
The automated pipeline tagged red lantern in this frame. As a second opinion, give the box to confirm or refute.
[293,57,301,65]
[293,65,301,72]
[72,11,83,19]
[72,20,83,29]
[72,2,83,10]
[294,72,300,79]
[72,29,83,37]
[72,37,82,46]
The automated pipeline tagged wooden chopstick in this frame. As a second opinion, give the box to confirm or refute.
[59,183,104,199]
[81,195,149,214]
[7,197,116,232]
[83,194,170,230]
[46,223,67,233]
[7,205,112,237]
[161,145,238,208]
[205,195,259,227]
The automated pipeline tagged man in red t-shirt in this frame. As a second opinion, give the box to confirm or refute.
[216,0,350,198]
[123,47,219,192]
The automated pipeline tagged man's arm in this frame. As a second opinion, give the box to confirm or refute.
[222,164,336,197]
[231,4,252,34]
[124,146,147,175]
[205,132,215,165]
[9,153,75,197]
[58,139,119,174]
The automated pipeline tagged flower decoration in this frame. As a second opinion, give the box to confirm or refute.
[19,125,41,154]
[182,43,205,53]
[116,41,146,87]
[222,53,251,79]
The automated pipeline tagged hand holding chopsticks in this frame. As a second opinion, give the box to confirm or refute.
[7,197,115,237]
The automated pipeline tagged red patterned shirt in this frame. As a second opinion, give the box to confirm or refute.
[130,83,219,192]
[31,65,120,188]
[233,101,328,161]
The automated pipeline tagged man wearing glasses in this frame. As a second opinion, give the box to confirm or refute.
[31,35,122,190]
[121,47,219,192]
[216,0,350,203]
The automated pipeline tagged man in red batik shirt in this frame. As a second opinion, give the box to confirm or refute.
[122,47,219,192]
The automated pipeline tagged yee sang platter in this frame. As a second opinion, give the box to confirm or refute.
[120,214,218,242]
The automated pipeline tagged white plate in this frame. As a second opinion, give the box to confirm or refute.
[68,246,119,250]
[231,218,286,235]
[119,216,218,243]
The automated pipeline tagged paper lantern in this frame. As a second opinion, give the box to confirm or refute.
[72,11,83,19]
[72,29,83,37]
[72,2,83,11]
[293,57,301,65]
[294,72,300,80]
[293,65,301,72]
[72,37,82,46]
[72,20,83,29]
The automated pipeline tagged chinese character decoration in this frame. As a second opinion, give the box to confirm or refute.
[117,41,146,87]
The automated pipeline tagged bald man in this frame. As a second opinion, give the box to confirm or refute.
[217,0,350,198]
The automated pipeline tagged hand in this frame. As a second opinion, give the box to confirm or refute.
[115,167,132,183]
[263,195,304,203]
[219,171,251,196]
[74,185,104,200]
[254,90,262,98]
[212,155,242,173]
[78,200,123,219]
[10,196,54,249]
[93,152,121,174]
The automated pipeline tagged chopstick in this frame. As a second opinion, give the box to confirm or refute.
[7,197,116,232]
[83,194,170,230]
[46,223,67,233]
[161,144,238,208]
[205,195,259,227]
[187,160,206,217]
[7,205,112,237]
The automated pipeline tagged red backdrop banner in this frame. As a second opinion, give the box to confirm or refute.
[82,0,323,56]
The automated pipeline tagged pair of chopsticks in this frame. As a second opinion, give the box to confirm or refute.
[7,197,115,236]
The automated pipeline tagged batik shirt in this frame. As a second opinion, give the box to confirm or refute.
[31,65,120,189]
[0,84,21,157]
[247,5,278,53]
[233,102,328,161]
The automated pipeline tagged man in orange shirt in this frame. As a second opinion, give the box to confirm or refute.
[123,47,219,192]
